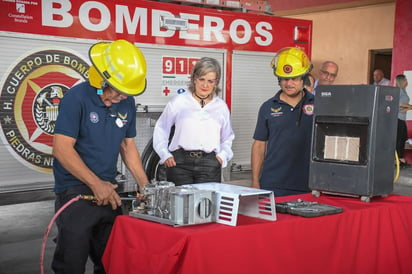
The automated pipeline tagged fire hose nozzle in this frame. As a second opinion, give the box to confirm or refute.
[80,195,96,201]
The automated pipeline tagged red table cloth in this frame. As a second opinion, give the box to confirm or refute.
[102,193,412,274]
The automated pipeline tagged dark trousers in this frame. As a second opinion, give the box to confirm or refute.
[396,119,408,159]
[272,188,309,197]
[166,149,222,185]
[52,184,122,274]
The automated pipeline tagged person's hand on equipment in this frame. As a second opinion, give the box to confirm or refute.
[92,181,122,210]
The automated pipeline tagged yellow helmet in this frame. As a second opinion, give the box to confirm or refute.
[271,47,312,78]
[89,39,147,96]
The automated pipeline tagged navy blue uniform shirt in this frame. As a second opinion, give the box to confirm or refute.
[53,82,137,193]
[253,90,314,193]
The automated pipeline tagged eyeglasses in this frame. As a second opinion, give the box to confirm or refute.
[196,77,217,86]
[320,70,337,78]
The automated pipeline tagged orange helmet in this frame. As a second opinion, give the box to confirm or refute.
[271,47,312,78]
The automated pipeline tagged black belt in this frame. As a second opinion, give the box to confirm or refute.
[175,148,214,158]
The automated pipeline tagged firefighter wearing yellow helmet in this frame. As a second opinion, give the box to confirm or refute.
[52,39,149,273]
[251,47,314,197]
[88,39,147,96]
[271,47,313,79]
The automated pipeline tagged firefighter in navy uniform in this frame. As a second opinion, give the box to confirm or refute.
[52,39,149,273]
[251,47,314,196]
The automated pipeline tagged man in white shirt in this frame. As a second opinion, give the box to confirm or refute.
[373,69,391,86]
[313,61,339,94]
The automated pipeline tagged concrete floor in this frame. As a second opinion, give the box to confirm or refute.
[1,169,412,274]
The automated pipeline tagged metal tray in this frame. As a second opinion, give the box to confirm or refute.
[275,199,343,217]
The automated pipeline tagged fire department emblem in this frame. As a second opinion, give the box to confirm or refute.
[0,49,89,173]
[303,104,314,115]
[283,64,292,74]
[34,85,64,135]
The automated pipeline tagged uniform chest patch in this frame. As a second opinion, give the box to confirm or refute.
[270,106,283,117]
[90,112,99,123]
[118,112,128,126]
[303,104,314,115]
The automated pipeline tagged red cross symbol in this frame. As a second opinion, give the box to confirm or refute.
[163,86,171,96]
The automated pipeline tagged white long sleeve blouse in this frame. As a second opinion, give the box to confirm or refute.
[153,91,235,168]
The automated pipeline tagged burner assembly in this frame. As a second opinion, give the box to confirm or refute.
[130,181,215,226]
[129,181,276,226]
[309,85,400,202]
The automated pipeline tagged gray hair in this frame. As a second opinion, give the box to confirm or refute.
[188,57,222,95]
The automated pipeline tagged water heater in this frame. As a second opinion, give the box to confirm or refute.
[309,85,399,202]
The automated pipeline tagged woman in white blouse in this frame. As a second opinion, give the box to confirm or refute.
[153,57,235,185]
[396,74,412,168]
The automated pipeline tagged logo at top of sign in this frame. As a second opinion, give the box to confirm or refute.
[0,49,89,173]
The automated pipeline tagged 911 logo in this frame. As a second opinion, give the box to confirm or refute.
[0,49,89,173]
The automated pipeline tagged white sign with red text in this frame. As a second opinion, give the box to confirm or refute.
[0,0,311,54]
[161,56,199,97]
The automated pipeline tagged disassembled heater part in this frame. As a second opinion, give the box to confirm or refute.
[129,181,276,226]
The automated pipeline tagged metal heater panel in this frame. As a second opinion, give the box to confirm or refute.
[309,85,399,200]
